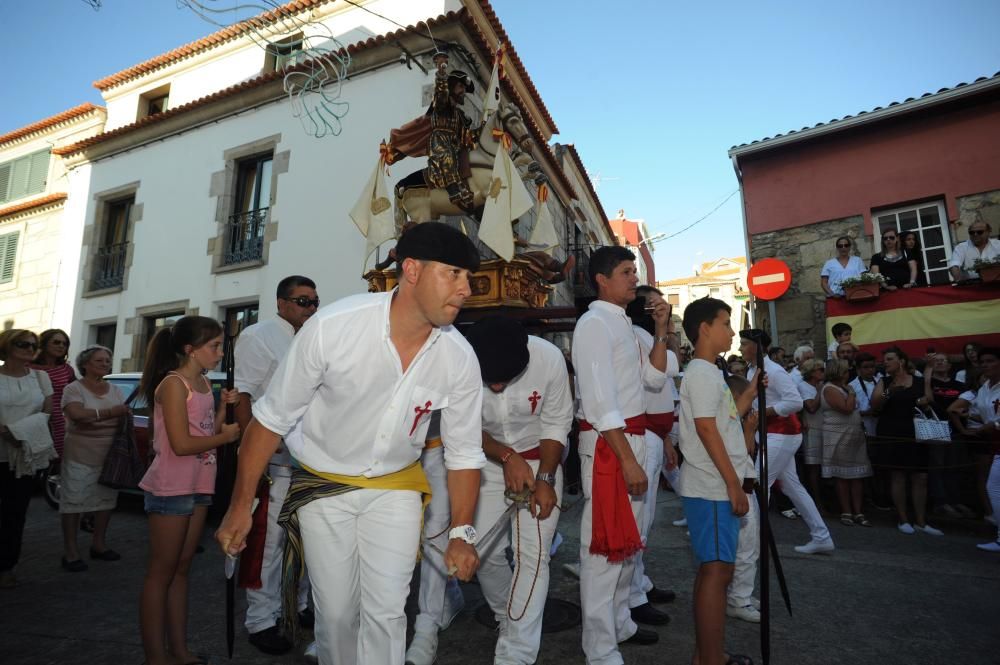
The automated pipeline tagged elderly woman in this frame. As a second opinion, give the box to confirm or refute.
[0,329,54,588]
[31,329,76,459]
[821,236,866,297]
[59,345,129,572]
[798,358,827,507]
[871,346,942,536]
[820,359,873,526]
[870,230,917,290]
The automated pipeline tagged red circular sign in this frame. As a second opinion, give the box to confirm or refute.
[747,258,791,300]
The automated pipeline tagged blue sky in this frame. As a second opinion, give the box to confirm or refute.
[3,0,998,279]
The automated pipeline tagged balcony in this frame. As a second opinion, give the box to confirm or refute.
[572,246,596,299]
[224,208,268,265]
[92,242,128,290]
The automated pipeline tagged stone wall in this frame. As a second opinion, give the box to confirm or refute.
[957,189,1000,240]
[748,214,871,353]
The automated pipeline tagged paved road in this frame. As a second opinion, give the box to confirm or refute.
[2,487,997,664]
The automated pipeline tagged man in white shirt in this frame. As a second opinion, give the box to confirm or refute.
[949,219,1000,281]
[624,286,679,627]
[234,276,319,654]
[463,317,573,665]
[216,223,487,665]
[740,330,834,554]
[571,246,671,664]
[789,345,814,381]
[848,352,880,436]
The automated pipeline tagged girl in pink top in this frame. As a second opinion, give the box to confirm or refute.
[137,316,240,665]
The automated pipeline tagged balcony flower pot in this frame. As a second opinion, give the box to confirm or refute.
[974,258,1000,284]
[840,272,885,302]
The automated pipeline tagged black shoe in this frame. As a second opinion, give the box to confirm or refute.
[622,627,659,645]
[630,602,671,625]
[248,625,293,655]
[89,548,121,561]
[61,557,88,572]
[298,607,315,629]
[646,586,676,604]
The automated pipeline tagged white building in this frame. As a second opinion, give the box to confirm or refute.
[0,104,106,334]
[658,256,749,355]
[55,0,614,370]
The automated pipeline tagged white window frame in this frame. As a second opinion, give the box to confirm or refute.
[873,200,952,286]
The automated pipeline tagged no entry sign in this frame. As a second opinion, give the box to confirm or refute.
[747,258,791,300]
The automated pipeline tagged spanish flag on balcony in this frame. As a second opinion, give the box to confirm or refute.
[825,285,1000,357]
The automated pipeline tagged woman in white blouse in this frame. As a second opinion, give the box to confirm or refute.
[821,237,866,297]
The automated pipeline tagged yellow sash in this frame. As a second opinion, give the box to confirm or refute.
[301,460,432,509]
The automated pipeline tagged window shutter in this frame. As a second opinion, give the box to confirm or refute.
[7,155,32,201]
[0,231,19,283]
[0,162,11,204]
[26,151,49,196]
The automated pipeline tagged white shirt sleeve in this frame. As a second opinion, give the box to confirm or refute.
[440,345,487,471]
[642,353,668,392]
[538,350,573,446]
[768,362,804,417]
[574,317,625,432]
[687,364,724,420]
[948,242,968,269]
[234,330,273,400]
[252,318,326,437]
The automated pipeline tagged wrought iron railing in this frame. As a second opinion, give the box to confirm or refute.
[92,242,128,289]
[224,208,268,265]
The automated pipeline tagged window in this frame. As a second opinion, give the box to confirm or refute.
[265,33,304,72]
[667,293,680,306]
[225,153,272,265]
[141,312,184,366]
[874,201,952,286]
[93,196,133,289]
[138,84,170,120]
[0,231,19,284]
[94,323,117,354]
[709,287,722,298]
[222,303,259,359]
[0,150,49,204]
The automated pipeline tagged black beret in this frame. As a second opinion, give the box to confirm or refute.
[396,222,480,272]
[739,328,771,350]
[465,317,530,383]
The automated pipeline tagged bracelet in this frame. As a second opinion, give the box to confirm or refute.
[500,449,515,465]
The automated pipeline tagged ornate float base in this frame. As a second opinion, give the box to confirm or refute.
[364,258,552,309]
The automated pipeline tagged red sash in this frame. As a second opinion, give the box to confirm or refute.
[645,412,675,441]
[518,446,541,460]
[579,415,646,562]
[766,413,802,435]
[237,478,271,589]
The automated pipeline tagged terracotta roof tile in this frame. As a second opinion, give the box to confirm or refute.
[0,193,68,219]
[0,104,103,148]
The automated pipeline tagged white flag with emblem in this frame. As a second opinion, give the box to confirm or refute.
[483,59,502,119]
[349,154,396,265]
[528,184,559,253]
[478,142,533,262]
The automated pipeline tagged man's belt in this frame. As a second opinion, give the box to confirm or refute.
[578,416,646,562]
[766,413,802,435]
[645,412,675,441]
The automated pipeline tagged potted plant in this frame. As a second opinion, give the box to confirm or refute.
[973,256,1000,284]
[840,272,886,302]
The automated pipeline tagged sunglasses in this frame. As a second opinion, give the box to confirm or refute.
[882,235,897,240]
[282,296,320,308]
[969,229,986,236]
[13,341,38,350]
[836,243,851,248]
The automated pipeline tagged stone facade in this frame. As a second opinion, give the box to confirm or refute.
[956,188,1000,240]
[748,214,871,353]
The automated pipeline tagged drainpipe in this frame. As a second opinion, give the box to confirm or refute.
[731,154,754,328]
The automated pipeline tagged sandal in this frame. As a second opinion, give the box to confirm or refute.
[854,513,872,527]
[840,513,855,526]
[725,654,754,665]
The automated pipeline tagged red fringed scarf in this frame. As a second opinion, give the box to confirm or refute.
[236,478,271,589]
[579,416,647,563]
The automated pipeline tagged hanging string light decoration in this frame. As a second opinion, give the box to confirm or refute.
[176,0,352,138]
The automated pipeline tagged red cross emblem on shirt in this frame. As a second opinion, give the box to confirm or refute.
[529,391,541,415]
[409,400,433,436]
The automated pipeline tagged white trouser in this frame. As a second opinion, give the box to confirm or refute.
[728,492,759,607]
[413,445,458,635]
[299,488,422,665]
[244,468,311,633]
[474,457,562,665]
[629,430,664,608]
[579,431,646,665]
[988,456,1000,541]
[762,433,831,543]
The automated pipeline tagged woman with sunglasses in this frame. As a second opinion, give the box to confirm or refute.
[0,329,55,588]
[820,236,866,297]
[870,230,918,291]
[31,329,77,459]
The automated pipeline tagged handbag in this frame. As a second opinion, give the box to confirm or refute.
[912,407,951,442]
[98,391,146,489]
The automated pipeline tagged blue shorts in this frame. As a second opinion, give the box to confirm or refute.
[682,497,739,565]
[144,492,213,516]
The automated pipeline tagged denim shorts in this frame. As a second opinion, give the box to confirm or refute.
[682,497,739,565]
[144,492,213,516]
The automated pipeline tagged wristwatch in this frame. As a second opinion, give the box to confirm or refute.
[449,524,477,545]
[535,471,556,486]
[654,335,670,345]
